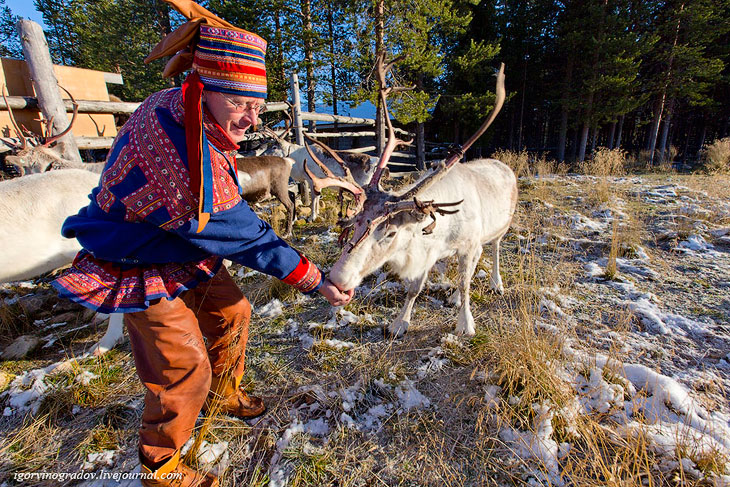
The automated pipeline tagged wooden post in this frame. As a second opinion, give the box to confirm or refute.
[290,73,304,146]
[289,72,309,206]
[16,19,82,163]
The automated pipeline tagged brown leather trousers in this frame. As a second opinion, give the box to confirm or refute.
[124,267,251,465]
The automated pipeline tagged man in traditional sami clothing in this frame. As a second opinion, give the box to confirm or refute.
[52,1,353,485]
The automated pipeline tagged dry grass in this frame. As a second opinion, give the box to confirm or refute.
[581,147,626,177]
[605,219,620,280]
[701,137,730,173]
[0,414,62,472]
[2,169,728,485]
[491,149,568,179]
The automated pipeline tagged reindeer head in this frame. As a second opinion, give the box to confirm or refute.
[1,85,79,176]
[316,59,506,290]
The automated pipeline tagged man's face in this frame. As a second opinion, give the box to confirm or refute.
[203,91,265,143]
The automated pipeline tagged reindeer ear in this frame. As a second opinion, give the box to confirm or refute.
[390,210,428,226]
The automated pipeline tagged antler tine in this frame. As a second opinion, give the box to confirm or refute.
[262,125,288,144]
[399,63,506,202]
[368,53,411,190]
[304,138,339,179]
[302,131,351,171]
[2,84,27,150]
[43,84,78,147]
[277,108,293,138]
[303,159,364,199]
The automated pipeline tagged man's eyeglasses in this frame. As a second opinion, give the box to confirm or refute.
[220,93,267,114]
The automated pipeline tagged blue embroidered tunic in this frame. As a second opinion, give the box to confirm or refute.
[53,88,322,313]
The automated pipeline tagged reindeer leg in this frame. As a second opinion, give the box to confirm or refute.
[386,272,428,338]
[310,192,320,222]
[91,313,126,356]
[282,190,295,238]
[489,235,505,295]
[454,246,481,336]
[299,181,311,206]
[274,178,295,239]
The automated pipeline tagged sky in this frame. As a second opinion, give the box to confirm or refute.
[7,0,46,27]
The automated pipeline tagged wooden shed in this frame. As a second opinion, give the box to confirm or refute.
[0,57,122,140]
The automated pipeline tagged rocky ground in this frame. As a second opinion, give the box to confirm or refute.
[0,171,729,487]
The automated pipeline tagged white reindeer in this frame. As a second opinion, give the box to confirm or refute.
[0,169,124,355]
[320,62,514,337]
[261,127,377,221]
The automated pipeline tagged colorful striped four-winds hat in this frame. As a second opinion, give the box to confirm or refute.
[145,0,267,99]
[145,0,268,232]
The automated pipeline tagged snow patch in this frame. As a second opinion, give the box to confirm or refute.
[256,299,285,318]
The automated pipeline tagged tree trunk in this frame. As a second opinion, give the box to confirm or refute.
[517,57,527,150]
[508,105,515,150]
[568,128,578,162]
[681,119,691,164]
[374,0,386,154]
[578,121,590,163]
[327,8,338,148]
[416,122,425,170]
[607,121,616,149]
[615,115,625,149]
[415,73,425,170]
[697,122,707,159]
[590,125,598,155]
[647,3,683,165]
[17,19,81,163]
[658,101,673,163]
[274,6,286,95]
[646,97,664,160]
[557,109,568,161]
[577,89,595,163]
[301,0,316,132]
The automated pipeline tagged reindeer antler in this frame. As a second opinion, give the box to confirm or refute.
[367,52,413,190]
[302,139,365,210]
[339,63,506,253]
[2,85,27,150]
[399,63,505,201]
[42,84,79,148]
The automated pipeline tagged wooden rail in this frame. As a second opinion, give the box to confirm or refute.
[0,96,288,115]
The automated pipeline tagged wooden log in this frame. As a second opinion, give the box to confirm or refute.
[305,131,376,138]
[304,128,412,138]
[341,145,376,153]
[0,96,288,115]
[16,20,82,163]
[300,111,375,126]
[0,96,140,114]
[1,132,272,153]
[76,136,116,150]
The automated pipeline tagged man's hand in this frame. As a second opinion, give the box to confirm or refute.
[318,278,354,306]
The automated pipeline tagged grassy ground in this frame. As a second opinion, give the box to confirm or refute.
[0,161,729,486]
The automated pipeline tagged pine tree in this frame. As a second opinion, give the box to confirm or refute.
[0,0,21,58]
[642,0,727,164]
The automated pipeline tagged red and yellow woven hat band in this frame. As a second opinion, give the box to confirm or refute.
[193,24,267,99]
